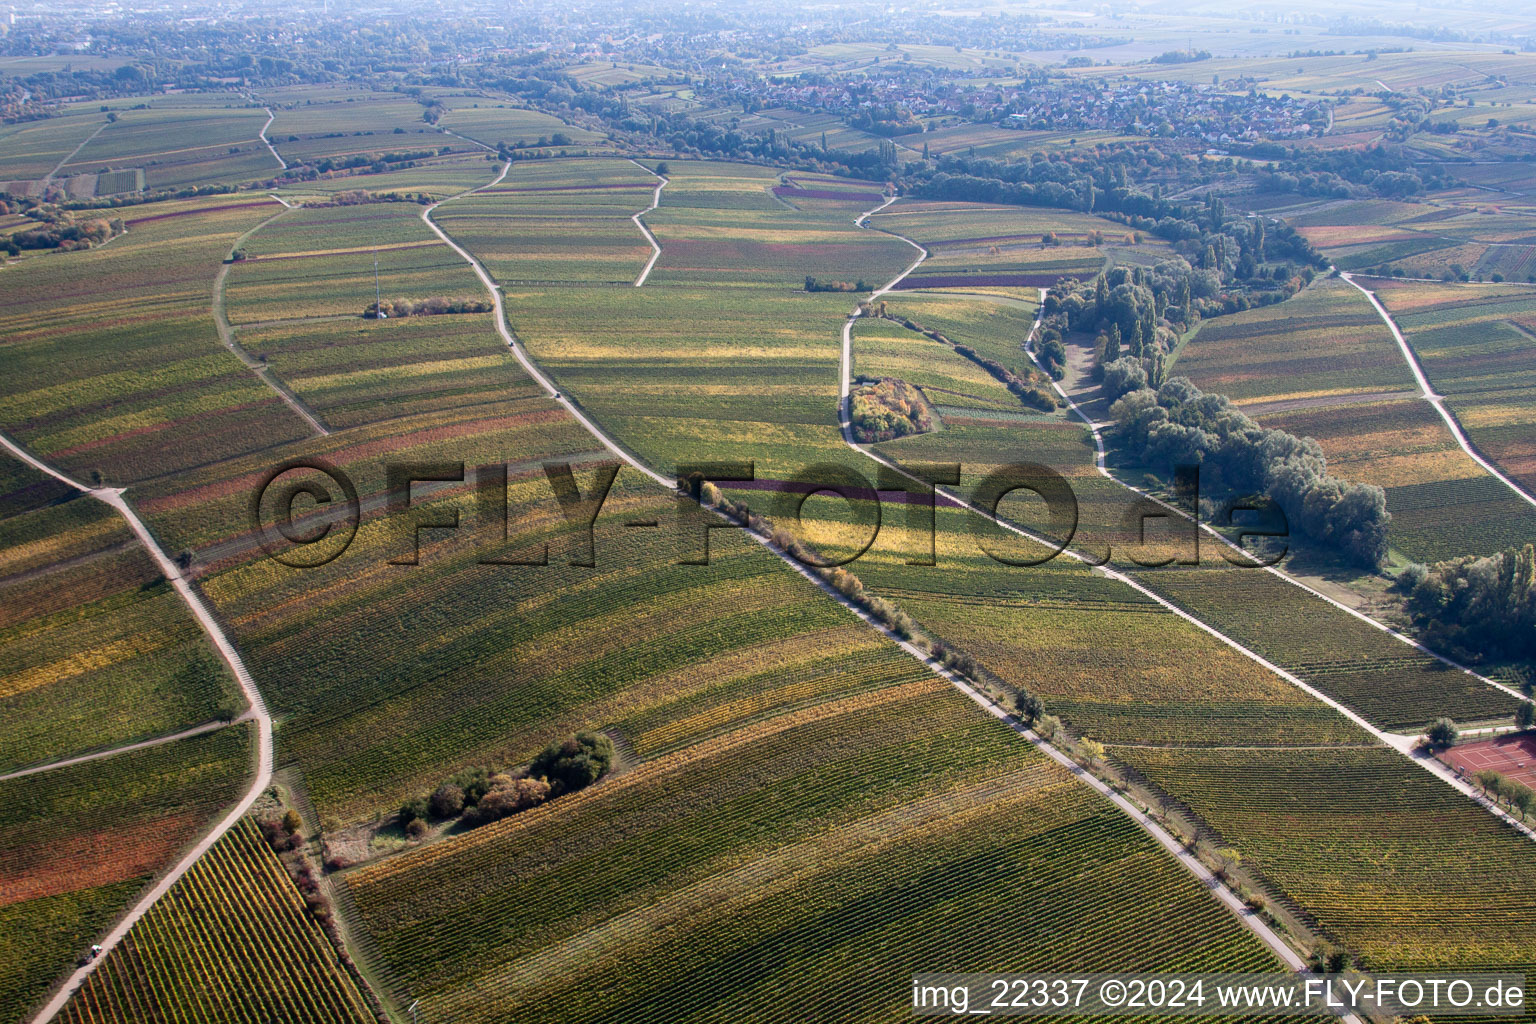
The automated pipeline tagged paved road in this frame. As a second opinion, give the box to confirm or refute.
[0,431,274,1024]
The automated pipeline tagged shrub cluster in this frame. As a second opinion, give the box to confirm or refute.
[874,310,1058,411]
[397,731,613,835]
[366,296,493,318]
[848,377,932,442]
[258,811,389,1023]
[805,275,869,293]
[1400,545,1536,664]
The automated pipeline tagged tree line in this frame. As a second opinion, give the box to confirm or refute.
[1107,375,1391,567]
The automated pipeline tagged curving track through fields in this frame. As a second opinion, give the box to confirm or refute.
[1341,270,1536,509]
[422,165,1360,996]
[0,432,274,1024]
[837,202,1533,842]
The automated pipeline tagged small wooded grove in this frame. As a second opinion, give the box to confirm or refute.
[396,732,614,837]
[366,296,493,318]
[1108,376,1391,567]
[1401,545,1536,666]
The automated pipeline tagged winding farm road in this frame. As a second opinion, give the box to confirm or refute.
[211,199,331,436]
[627,158,668,287]
[421,162,672,490]
[1341,270,1536,509]
[0,432,273,1024]
[829,200,1372,986]
[428,162,1364,993]
[256,104,287,171]
[840,204,1536,844]
[0,716,248,784]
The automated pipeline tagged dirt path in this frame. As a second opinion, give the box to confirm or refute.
[627,158,668,287]
[255,104,286,171]
[990,295,1536,840]
[1342,271,1536,510]
[835,202,1369,989]
[0,716,248,784]
[43,119,109,185]
[425,169,1347,984]
[0,431,274,1024]
[422,163,672,490]
[212,200,331,436]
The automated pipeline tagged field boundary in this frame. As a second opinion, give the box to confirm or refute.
[627,157,667,286]
[0,716,248,783]
[212,197,331,436]
[842,206,1536,846]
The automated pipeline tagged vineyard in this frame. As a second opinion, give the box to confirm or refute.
[1172,276,1536,564]
[1373,279,1536,496]
[430,158,659,284]
[5,45,1536,1024]
[0,727,252,1021]
[1134,567,1520,730]
[344,678,1289,1024]
[1117,746,1536,972]
[0,196,313,484]
[0,457,241,772]
[58,818,375,1024]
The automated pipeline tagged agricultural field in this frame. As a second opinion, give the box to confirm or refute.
[431,158,658,284]
[53,95,281,190]
[58,818,374,1024]
[343,677,1292,1024]
[851,316,1020,414]
[0,195,315,485]
[222,202,489,324]
[1171,277,1536,564]
[0,111,120,186]
[7,16,1536,1024]
[869,200,1167,289]
[0,473,241,772]
[1287,199,1536,280]
[1117,746,1536,972]
[0,726,252,1023]
[1370,278,1536,497]
[235,314,544,431]
[1132,566,1520,731]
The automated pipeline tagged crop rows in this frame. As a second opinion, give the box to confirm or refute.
[0,727,252,1021]
[1117,746,1536,975]
[1134,567,1520,729]
[59,818,373,1024]
[0,197,313,484]
[344,678,1286,1023]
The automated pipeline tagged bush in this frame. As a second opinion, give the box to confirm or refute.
[281,809,302,834]
[464,776,550,827]
[530,731,615,794]
[398,796,429,826]
[1426,717,1459,748]
[429,783,465,819]
[405,818,429,838]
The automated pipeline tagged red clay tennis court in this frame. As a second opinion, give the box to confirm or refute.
[1441,733,1536,789]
